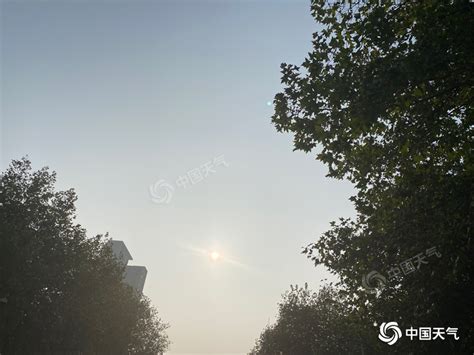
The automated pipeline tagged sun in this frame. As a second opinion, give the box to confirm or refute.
[210,251,220,261]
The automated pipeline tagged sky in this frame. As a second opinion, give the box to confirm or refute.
[1,0,355,353]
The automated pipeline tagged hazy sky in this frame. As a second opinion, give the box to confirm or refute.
[1,1,355,353]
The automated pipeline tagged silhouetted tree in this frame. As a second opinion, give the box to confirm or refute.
[271,0,473,353]
[129,296,170,355]
[250,285,370,355]
[0,158,169,354]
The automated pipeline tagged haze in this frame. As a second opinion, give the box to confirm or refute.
[1,0,355,353]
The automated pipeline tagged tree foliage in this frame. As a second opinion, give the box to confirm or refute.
[0,158,169,354]
[250,285,371,355]
[265,0,473,353]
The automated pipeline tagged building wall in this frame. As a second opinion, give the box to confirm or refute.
[109,240,147,293]
[124,266,148,293]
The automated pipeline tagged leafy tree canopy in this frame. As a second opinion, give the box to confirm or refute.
[250,284,370,355]
[269,0,473,353]
[0,158,169,354]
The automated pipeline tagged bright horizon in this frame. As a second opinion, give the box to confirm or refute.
[1,1,355,353]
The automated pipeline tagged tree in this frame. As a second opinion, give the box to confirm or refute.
[250,284,369,355]
[129,296,170,355]
[272,0,473,353]
[0,158,169,354]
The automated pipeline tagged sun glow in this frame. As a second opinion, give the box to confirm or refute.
[178,242,250,270]
[210,251,220,261]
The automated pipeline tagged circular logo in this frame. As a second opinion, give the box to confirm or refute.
[149,180,174,204]
[362,270,387,293]
[378,321,402,345]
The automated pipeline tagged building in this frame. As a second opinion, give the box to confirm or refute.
[109,240,148,293]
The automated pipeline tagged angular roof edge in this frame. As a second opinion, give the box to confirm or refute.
[109,240,133,261]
